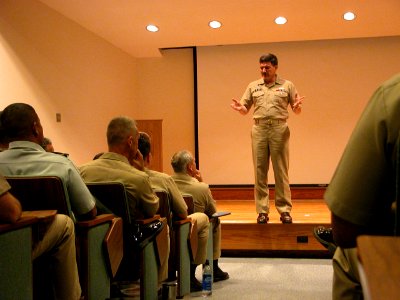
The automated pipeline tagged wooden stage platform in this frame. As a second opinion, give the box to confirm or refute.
[212,186,332,257]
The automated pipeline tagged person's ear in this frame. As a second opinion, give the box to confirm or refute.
[127,136,133,147]
[32,122,40,137]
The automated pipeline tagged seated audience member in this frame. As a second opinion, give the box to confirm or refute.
[0,103,97,221]
[171,150,229,282]
[0,173,82,300]
[42,136,70,157]
[79,116,168,283]
[138,132,210,291]
[42,137,54,152]
[324,73,400,299]
[0,111,8,151]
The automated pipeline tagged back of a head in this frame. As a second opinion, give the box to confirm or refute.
[0,111,8,149]
[171,150,193,173]
[42,137,54,152]
[138,132,151,160]
[1,103,38,142]
[107,116,136,147]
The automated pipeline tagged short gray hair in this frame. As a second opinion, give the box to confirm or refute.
[107,116,137,146]
[171,150,194,173]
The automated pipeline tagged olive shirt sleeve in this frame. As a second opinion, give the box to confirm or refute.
[0,175,11,196]
[287,81,299,110]
[166,176,188,217]
[194,182,217,217]
[240,81,257,111]
[65,162,97,216]
[133,175,159,219]
[325,75,400,227]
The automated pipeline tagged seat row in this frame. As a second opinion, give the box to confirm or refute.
[0,176,215,300]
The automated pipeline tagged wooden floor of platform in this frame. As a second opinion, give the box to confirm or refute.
[216,199,332,257]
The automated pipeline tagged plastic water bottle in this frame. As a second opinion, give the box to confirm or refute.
[202,260,212,297]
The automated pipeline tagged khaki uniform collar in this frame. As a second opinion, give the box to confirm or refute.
[258,76,284,88]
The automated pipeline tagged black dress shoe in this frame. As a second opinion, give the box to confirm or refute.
[257,213,269,224]
[213,266,229,282]
[280,212,292,224]
[313,226,337,254]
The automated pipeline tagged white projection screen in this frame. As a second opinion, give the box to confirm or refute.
[196,37,400,185]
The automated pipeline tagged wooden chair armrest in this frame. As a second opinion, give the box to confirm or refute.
[155,217,169,266]
[189,219,198,261]
[136,215,161,225]
[22,210,57,221]
[75,214,114,228]
[0,216,38,234]
[173,218,192,226]
[103,217,124,278]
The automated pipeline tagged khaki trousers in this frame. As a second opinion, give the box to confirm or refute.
[332,247,363,300]
[212,217,222,260]
[251,122,292,214]
[32,214,81,300]
[189,212,210,265]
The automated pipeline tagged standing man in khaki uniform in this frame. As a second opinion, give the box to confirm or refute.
[231,53,304,224]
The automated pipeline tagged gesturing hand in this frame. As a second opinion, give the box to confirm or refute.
[293,95,305,113]
[231,99,248,115]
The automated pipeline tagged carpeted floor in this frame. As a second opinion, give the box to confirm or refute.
[187,257,333,299]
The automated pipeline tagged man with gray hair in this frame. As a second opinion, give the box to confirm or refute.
[138,132,210,291]
[171,150,229,282]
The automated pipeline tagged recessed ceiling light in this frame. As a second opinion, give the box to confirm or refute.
[146,24,159,32]
[275,16,287,25]
[343,12,356,21]
[209,20,222,29]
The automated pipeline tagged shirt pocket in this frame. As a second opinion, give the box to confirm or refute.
[273,90,288,106]
[252,90,265,105]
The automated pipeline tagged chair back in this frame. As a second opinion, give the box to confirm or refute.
[182,194,195,215]
[5,176,73,220]
[86,182,132,225]
[155,189,173,228]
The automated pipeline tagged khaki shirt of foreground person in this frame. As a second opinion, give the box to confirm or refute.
[79,152,159,220]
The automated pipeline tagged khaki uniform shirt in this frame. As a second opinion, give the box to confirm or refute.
[171,173,217,217]
[145,168,188,218]
[79,152,159,220]
[325,73,400,228]
[0,174,10,196]
[240,76,298,120]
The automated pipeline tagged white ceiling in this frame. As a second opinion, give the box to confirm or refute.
[38,0,400,58]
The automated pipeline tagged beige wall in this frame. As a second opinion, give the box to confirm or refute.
[1,0,399,185]
[0,0,140,165]
[0,0,194,171]
[197,37,400,184]
[134,48,195,174]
